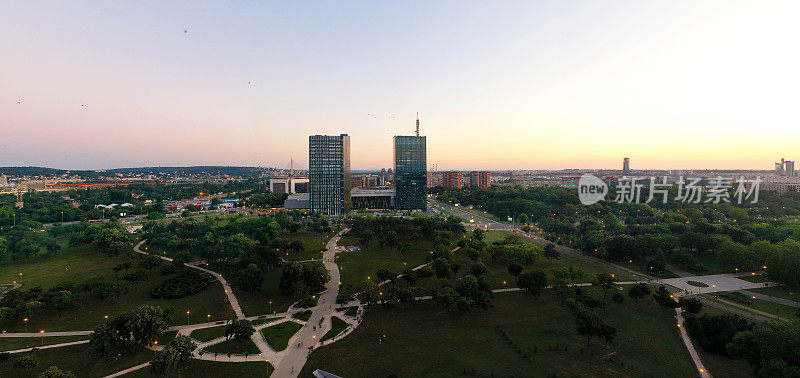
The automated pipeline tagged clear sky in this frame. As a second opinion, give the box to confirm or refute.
[2,1,799,171]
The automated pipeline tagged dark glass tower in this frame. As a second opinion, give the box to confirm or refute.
[309,134,351,215]
[394,135,427,211]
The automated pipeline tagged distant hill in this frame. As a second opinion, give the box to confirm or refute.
[0,166,283,178]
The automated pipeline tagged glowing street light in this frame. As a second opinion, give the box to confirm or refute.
[186,310,190,325]
[40,330,45,346]
[23,318,28,333]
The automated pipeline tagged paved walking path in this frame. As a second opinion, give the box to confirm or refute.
[103,362,151,378]
[3,339,90,354]
[271,228,351,377]
[0,331,93,337]
[134,240,244,319]
[674,292,711,378]
[740,289,800,308]
[0,283,22,300]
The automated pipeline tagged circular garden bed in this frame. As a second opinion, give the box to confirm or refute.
[151,270,213,299]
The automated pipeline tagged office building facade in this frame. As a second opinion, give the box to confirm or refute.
[309,134,351,215]
[393,135,427,211]
[444,171,462,188]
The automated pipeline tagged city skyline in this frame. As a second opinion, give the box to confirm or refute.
[3,1,800,171]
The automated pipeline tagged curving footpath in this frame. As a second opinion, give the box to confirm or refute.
[133,240,244,319]
[271,227,351,377]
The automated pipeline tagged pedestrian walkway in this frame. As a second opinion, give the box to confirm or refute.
[134,240,244,319]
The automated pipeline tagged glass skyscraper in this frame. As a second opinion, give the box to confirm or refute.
[394,135,427,211]
[309,134,351,216]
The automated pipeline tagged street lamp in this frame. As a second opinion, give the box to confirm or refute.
[207,314,211,321]
[23,318,28,333]
[40,330,45,346]
[269,301,272,314]
[186,310,190,325]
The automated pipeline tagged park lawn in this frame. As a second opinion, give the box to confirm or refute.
[0,343,150,378]
[320,316,349,342]
[337,232,451,296]
[281,231,334,261]
[260,321,302,351]
[0,269,235,332]
[483,230,510,244]
[670,255,735,276]
[696,347,754,378]
[208,262,295,316]
[712,292,797,320]
[126,359,272,377]
[202,337,261,355]
[748,285,800,303]
[303,288,697,378]
[748,297,797,319]
[341,306,358,318]
[190,325,227,342]
[0,244,133,289]
[0,335,88,352]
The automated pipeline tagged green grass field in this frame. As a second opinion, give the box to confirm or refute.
[0,245,133,289]
[748,285,800,303]
[0,248,234,332]
[126,359,272,377]
[202,337,261,355]
[190,325,228,342]
[0,343,150,378]
[303,288,698,377]
[320,316,349,342]
[282,231,334,261]
[0,335,88,352]
[260,321,302,351]
[208,262,295,316]
[337,232,450,296]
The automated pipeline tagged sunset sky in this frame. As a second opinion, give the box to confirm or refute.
[2,1,799,171]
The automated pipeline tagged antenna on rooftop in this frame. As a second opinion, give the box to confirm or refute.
[415,112,420,137]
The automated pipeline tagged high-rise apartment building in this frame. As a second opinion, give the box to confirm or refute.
[309,134,351,215]
[786,160,796,177]
[622,157,631,176]
[444,171,462,188]
[469,171,491,189]
[394,117,427,211]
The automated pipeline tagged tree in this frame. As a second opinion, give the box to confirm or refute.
[94,227,130,256]
[235,264,263,292]
[628,283,651,301]
[611,292,624,303]
[653,285,678,308]
[138,255,162,276]
[517,270,548,297]
[359,230,375,247]
[543,243,560,260]
[679,297,703,314]
[402,269,418,286]
[466,248,481,261]
[684,313,751,355]
[432,258,452,279]
[727,321,800,374]
[507,262,523,277]
[39,366,77,378]
[434,286,457,310]
[88,305,172,357]
[398,242,411,255]
[150,335,197,376]
[376,268,394,283]
[472,229,485,242]
[225,319,255,346]
[593,273,615,298]
[13,355,39,370]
